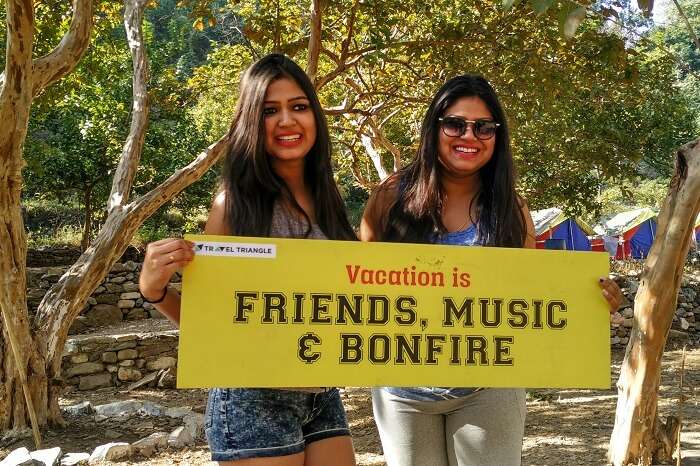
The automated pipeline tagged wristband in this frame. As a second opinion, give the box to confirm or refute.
[143,286,168,304]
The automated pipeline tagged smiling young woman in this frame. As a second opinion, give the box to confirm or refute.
[139,54,357,466]
[360,74,624,466]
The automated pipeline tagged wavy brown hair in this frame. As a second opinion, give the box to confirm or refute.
[383,74,525,247]
[221,54,355,241]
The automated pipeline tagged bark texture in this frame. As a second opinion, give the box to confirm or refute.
[609,137,700,466]
[0,0,44,435]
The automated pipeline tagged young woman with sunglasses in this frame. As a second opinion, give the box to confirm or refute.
[139,54,357,466]
[360,74,623,466]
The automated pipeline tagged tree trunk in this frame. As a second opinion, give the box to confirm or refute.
[0,0,91,432]
[609,137,700,466]
[81,184,93,252]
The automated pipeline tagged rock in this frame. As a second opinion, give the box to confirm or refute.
[138,343,175,358]
[123,282,139,292]
[621,307,634,318]
[120,292,141,300]
[681,318,690,330]
[167,426,194,449]
[30,447,62,466]
[103,429,123,440]
[0,447,36,465]
[78,373,112,391]
[138,401,165,416]
[611,336,621,345]
[115,334,138,342]
[668,329,689,341]
[118,360,135,367]
[117,367,142,382]
[94,400,143,418]
[106,365,119,373]
[125,370,160,391]
[117,299,136,309]
[131,432,168,457]
[623,318,634,328]
[88,443,131,464]
[183,412,205,439]
[104,283,123,293]
[158,367,177,388]
[69,354,89,364]
[135,359,146,369]
[146,356,177,371]
[685,288,697,302]
[165,407,192,419]
[95,294,119,305]
[85,304,121,326]
[117,349,138,360]
[62,401,93,416]
[42,267,64,280]
[125,308,147,320]
[111,263,129,273]
[111,276,127,284]
[64,362,104,378]
[68,316,90,335]
[105,341,137,352]
[59,452,90,466]
[101,352,117,363]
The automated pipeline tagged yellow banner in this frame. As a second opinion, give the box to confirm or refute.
[177,234,610,389]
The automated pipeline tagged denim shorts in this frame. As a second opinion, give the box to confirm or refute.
[204,388,351,461]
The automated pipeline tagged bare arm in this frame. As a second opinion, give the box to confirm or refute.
[139,192,229,325]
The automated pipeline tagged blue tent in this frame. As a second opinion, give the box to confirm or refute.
[532,208,594,251]
[595,208,657,259]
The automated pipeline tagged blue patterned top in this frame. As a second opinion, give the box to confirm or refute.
[384,223,481,401]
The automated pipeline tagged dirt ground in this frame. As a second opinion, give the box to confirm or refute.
[1,348,698,465]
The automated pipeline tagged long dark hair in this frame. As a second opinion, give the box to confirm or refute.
[383,74,526,247]
[221,53,355,240]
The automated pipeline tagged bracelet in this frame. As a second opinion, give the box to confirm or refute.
[143,286,168,304]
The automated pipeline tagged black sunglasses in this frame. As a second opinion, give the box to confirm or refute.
[438,116,500,140]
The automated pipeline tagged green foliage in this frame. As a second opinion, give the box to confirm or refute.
[592,177,669,221]
[661,0,700,74]
[22,0,216,246]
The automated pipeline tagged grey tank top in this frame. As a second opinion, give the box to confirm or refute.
[269,202,326,240]
[269,202,327,393]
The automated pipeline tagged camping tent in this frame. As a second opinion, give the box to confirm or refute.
[531,208,594,251]
[595,208,657,259]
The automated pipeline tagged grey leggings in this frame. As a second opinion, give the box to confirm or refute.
[372,388,526,466]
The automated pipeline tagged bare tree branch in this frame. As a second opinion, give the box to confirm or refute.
[108,0,150,211]
[306,0,322,81]
[37,135,230,382]
[30,0,92,96]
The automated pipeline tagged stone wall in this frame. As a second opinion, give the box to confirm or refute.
[27,262,180,335]
[26,245,143,267]
[611,272,699,347]
[62,329,178,390]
